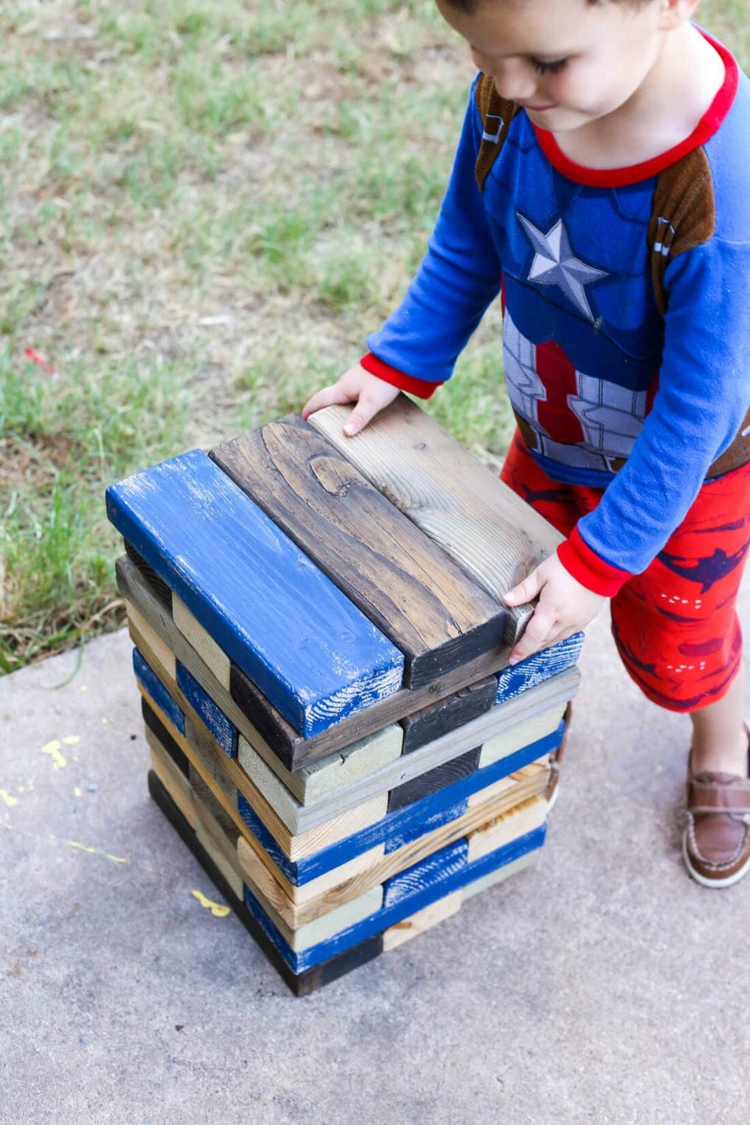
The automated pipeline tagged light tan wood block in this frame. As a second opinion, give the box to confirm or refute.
[461,850,538,902]
[467,759,550,809]
[196,820,245,901]
[173,594,231,690]
[466,796,547,864]
[478,704,566,768]
[236,833,386,910]
[147,738,195,829]
[127,602,177,687]
[382,890,463,952]
[309,396,563,642]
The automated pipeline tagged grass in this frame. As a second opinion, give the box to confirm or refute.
[1,0,747,671]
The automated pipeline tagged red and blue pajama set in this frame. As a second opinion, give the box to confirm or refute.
[359,32,750,713]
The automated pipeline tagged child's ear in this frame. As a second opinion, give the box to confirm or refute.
[658,0,702,32]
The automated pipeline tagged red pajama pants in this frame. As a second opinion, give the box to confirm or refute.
[500,431,750,713]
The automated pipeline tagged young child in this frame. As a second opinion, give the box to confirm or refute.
[302,0,750,887]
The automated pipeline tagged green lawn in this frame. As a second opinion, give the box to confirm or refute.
[1,0,746,671]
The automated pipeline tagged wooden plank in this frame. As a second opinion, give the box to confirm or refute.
[387,747,481,813]
[236,762,550,927]
[173,594,231,690]
[466,796,547,862]
[399,676,497,755]
[133,648,184,735]
[176,662,237,759]
[461,850,537,902]
[148,770,385,996]
[495,632,584,704]
[141,698,189,777]
[148,741,196,829]
[210,416,507,689]
[126,601,176,684]
[307,395,563,641]
[478,704,567,768]
[125,540,172,608]
[107,449,404,736]
[381,890,463,952]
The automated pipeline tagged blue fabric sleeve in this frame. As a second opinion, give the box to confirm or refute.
[575,232,750,575]
[367,79,504,385]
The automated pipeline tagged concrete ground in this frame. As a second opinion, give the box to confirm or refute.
[2,591,749,1125]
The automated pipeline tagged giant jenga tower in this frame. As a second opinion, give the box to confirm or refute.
[106,396,581,995]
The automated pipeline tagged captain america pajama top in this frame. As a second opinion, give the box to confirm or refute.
[359,31,750,712]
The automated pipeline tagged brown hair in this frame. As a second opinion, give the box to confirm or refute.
[444,0,653,9]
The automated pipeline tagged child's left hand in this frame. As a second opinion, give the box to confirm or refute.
[503,553,606,664]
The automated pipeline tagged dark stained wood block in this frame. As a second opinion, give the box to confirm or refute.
[399,676,497,755]
[210,416,507,689]
[387,747,482,812]
[125,540,173,610]
[107,449,404,737]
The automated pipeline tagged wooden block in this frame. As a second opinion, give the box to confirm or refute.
[495,632,584,704]
[466,759,549,810]
[399,676,497,754]
[195,817,245,901]
[466,796,547,862]
[126,600,176,684]
[387,747,481,813]
[177,662,237,758]
[148,741,196,829]
[125,540,172,608]
[148,770,385,996]
[133,648,184,735]
[478,703,567,768]
[141,698,189,776]
[461,850,537,901]
[308,395,563,642]
[107,449,404,736]
[236,760,549,927]
[382,890,463,952]
[210,417,507,688]
[173,594,231,690]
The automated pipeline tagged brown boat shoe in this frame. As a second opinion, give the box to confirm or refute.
[682,746,750,889]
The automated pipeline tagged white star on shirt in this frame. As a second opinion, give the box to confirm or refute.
[518,214,607,321]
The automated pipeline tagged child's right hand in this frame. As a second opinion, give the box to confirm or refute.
[301,364,400,437]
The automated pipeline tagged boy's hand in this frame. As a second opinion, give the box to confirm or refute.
[302,365,400,437]
[503,553,605,665]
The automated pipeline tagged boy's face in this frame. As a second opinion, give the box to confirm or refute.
[436,0,672,134]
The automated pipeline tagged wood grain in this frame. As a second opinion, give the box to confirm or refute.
[387,747,481,812]
[107,448,404,736]
[308,395,563,641]
[173,594,231,690]
[399,676,497,754]
[210,416,507,688]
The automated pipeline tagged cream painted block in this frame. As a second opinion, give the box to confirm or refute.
[241,721,404,807]
[237,833,386,910]
[247,869,383,953]
[173,594,231,690]
[467,758,550,809]
[238,727,403,834]
[147,737,195,829]
[466,797,547,864]
[478,704,566,768]
[461,850,538,902]
[279,794,389,863]
[382,890,463,952]
[127,600,176,684]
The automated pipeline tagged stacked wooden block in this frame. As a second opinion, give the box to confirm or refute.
[106,396,582,995]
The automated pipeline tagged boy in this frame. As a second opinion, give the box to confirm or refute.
[302,0,750,887]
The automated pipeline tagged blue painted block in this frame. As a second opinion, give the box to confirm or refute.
[495,633,584,705]
[177,662,237,758]
[133,648,185,735]
[383,839,469,908]
[243,826,546,973]
[237,722,564,885]
[384,799,468,855]
[107,449,404,736]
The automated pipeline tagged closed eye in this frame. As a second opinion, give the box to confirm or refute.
[530,58,569,75]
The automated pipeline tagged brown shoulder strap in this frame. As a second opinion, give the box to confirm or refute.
[474,75,519,192]
[648,149,750,478]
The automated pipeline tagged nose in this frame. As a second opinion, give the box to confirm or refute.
[474,56,538,103]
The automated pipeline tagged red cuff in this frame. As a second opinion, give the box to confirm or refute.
[360,353,443,400]
[557,525,632,597]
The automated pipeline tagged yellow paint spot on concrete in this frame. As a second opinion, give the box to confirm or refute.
[41,740,66,769]
[191,890,230,918]
[79,685,89,692]
[0,790,19,808]
[101,718,110,726]
[74,787,82,798]
[17,780,35,794]
[66,840,129,864]
[62,735,80,746]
